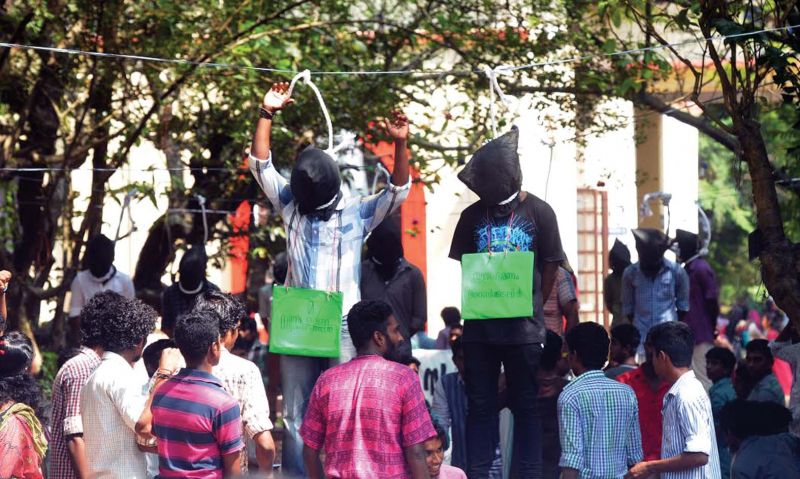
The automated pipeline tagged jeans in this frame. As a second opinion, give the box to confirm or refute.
[279,317,356,476]
[464,341,543,478]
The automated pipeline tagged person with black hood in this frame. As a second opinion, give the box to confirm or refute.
[160,245,219,337]
[605,239,632,328]
[68,234,135,342]
[248,82,411,476]
[449,127,566,478]
[361,217,427,363]
[622,228,690,357]
[675,229,720,391]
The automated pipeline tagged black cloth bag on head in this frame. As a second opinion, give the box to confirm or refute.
[290,146,341,219]
[457,127,521,205]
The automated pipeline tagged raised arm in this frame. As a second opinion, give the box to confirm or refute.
[249,82,295,212]
[383,110,410,187]
[0,270,9,331]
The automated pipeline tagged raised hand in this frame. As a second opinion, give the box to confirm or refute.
[381,109,410,141]
[0,270,10,292]
[262,82,295,114]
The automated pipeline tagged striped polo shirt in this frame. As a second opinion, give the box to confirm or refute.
[152,369,244,478]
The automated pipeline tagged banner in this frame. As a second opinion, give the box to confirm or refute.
[269,286,343,358]
[414,348,457,404]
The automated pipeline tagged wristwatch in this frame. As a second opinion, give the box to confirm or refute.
[259,107,274,120]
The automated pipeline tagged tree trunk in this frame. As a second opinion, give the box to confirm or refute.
[737,120,800,325]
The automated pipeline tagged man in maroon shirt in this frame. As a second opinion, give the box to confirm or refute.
[618,340,669,463]
[301,300,435,479]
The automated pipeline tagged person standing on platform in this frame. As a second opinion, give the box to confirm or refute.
[361,218,427,363]
[622,228,689,356]
[449,127,565,478]
[248,81,411,476]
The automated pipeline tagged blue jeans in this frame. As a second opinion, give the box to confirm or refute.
[464,342,543,478]
[279,318,356,476]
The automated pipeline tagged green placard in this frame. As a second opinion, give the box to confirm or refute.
[269,286,343,358]
[461,251,534,320]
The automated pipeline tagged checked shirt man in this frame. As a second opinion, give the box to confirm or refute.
[558,322,643,478]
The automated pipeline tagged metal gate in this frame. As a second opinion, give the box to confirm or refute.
[576,189,610,327]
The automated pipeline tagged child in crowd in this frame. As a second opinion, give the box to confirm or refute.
[424,423,467,479]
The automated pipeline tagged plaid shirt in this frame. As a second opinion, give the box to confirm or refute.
[212,349,273,474]
[622,260,689,352]
[249,152,410,316]
[543,267,577,335]
[49,348,102,479]
[558,370,643,477]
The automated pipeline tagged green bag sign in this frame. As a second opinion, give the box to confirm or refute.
[461,251,534,320]
[269,286,343,358]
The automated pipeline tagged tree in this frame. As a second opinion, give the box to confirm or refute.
[0,0,582,348]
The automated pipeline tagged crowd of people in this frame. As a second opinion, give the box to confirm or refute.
[1,81,799,479]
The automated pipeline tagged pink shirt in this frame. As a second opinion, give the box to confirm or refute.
[301,355,436,478]
[435,464,468,479]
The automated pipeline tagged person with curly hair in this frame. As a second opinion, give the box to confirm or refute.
[80,296,180,479]
[49,291,122,479]
[0,331,48,479]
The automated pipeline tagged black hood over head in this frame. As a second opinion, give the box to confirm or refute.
[675,229,699,262]
[632,228,669,277]
[609,239,632,273]
[290,146,341,219]
[367,219,404,281]
[458,128,522,210]
[179,246,208,291]
[85,234,115,278]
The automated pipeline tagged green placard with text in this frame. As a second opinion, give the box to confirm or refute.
[461,251,534,320]
[269,286,343,358]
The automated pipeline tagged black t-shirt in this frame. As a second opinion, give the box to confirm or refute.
[449,192,564,345]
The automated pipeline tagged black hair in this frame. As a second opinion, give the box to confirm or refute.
[100,297,156,353]
[565,322,610,370]
[734,361,756,399]
[646,321,694,368]
[431,421,448,449]
[142,339,176,377]
[706,347,737,373]
[441,307,461,327]
[541,330,564,371]
[720,399,792,438]
[174,310,221,366]
[403,356,421,368]
[450,323,464,332]
[239,316,258,334]
[272,252,288,285]
[745,339,774,362]
[57,348,83,369]
[451,336,463,358]
[80,290,127,348]
[347,300,393,350]
[193,290,246,334]
[611,323,641,352]
[0,332,44,418]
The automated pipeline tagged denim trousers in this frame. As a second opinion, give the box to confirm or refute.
[279,317,356,476]
[464,341,543,478]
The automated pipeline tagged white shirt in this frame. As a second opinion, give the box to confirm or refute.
[81,352,149,479]
[661,371,721,479]
[69,269,135,316]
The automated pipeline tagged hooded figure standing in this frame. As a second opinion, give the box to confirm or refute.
[248,82,411,476]
[160,246,219,337]
[360,218,427,363]
[605,239,632,328]
[622,228,690,356]
[449,128,565,478]
[68,234,135,343]
[675,229,719,391]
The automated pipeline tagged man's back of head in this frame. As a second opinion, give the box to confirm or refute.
[98,295,156,356]
[193,290,246,336]
[565,322,610,373]
[646,321,694,380]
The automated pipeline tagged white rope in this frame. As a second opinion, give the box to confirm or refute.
[288,69,334,153]
[484,66,515,138]
[196,194,209,243]
[113,190,137,242]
